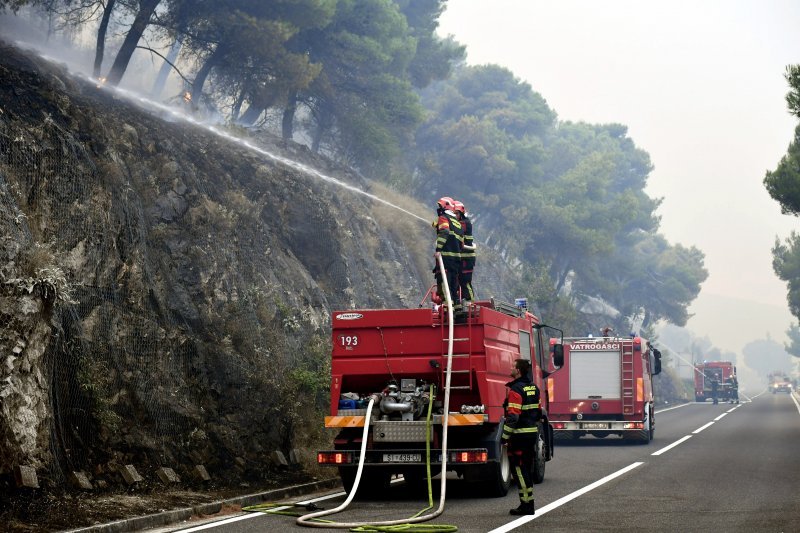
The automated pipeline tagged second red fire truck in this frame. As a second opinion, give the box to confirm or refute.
[547,334,661,443]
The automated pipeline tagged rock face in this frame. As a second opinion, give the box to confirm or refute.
[0,41,518,489]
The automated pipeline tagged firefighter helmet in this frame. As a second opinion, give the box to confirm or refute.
[436,196,455,211]
[452,200,466,214]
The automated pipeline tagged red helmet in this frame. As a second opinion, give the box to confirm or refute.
[436,196,455,211]
[452,200,465,214]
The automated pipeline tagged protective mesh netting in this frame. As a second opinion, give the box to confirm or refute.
[0,116,180,482]
[0,109,347,482]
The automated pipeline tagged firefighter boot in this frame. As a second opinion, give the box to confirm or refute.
[509,502,535,516]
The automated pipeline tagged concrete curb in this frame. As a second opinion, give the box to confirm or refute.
[63,478,342,533]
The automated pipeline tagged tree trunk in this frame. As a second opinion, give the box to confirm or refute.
[106,0,161,86]
[150,36,182,97]
[190,48,220,103]
[281,92,297,140]
[237,103,265,126]
[93,0,116,78]
[231,89,246,122]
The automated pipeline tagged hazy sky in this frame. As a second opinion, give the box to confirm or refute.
[438,0,800,354]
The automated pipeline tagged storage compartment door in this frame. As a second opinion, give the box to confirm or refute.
[570,350,621,399]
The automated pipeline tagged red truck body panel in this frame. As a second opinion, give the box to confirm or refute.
[329,301,548,423]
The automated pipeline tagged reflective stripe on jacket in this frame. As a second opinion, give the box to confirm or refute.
[435,212,463,259]
[461,216,476,266]
[502,375,540,441]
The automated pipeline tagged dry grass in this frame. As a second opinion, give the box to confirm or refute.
[366,181,435,284]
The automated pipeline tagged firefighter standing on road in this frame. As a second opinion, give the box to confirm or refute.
[502,358,540,516]
[711,378,719,404]
[453,200,476,303]
[728,375,739,403]
[434,196,463,310]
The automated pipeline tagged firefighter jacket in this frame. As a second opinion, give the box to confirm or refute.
[460,215,476,267]
[435,211,463,263]
[502,374,541,444]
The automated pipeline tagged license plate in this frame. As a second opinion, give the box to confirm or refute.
[582,423,609,430]
[382,453,421,463]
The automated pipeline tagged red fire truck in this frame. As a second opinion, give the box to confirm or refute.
[547,335,661,443]
[694,361,737,402]
[317,299,563,496]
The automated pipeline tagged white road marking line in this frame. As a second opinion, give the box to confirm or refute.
[651,434,692,456]
[655,402,693,414]
[692,421,715,434]
[173,512,263,531]
[488,462,644,532]
[713,412,728,421]
[791,391,800,415]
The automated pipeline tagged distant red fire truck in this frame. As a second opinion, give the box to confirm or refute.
[547,335,661,443]
[694,361,737,402]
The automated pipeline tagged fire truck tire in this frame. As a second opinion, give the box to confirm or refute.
[471,450,511,497]
[338,467,391,497]
[630,409,653,444]
[532,426,546,484]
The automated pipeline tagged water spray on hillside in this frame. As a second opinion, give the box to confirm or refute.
[14,40,431,223]
[98,76,429,224]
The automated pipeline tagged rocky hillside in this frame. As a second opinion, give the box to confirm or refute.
[0,40,520,492]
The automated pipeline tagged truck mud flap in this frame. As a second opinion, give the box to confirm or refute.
[477,421,505,462]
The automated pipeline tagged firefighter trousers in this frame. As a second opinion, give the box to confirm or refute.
[507,443,534,504]
[460,261,474,301]
[435,259,461,307]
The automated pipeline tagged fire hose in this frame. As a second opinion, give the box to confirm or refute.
[294,253,458,531]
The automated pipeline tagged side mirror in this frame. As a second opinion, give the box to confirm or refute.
[652,348,662,376]
[552,344,564,368]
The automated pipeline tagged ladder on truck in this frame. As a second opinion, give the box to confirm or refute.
[439,304,476,391]
[621,343,634,414]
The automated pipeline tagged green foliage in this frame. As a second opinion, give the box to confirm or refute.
[772,231,800,319]
[409,62,703,329]
[785,64,800,118]
[77,358,123,437]
[515,261,583,335]
[285,0,428,174]
[764,124,800,216]
[784,323,800,358]
[0,0,41,13]
[766,65,800,322]
[576,233,707,328]
[178,0,327,105]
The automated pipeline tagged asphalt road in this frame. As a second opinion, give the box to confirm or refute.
[149,390,800,533]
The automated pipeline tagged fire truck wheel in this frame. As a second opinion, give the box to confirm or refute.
[470,449,511,497]
[532,426,546,484]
